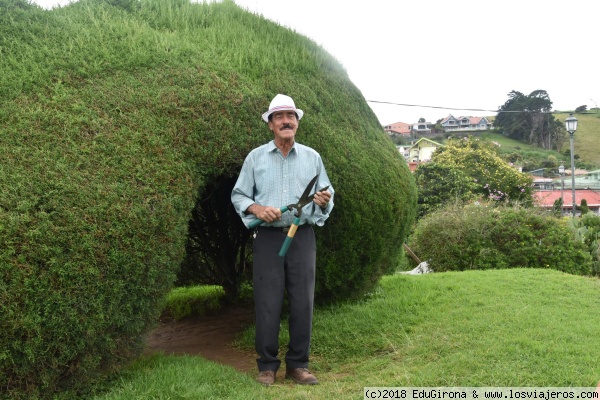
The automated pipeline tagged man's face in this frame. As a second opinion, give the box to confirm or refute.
[268,110,298,141]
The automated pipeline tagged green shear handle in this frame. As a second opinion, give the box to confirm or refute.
[278,216,301,257]
[279,184,328,257]
[248,206,290,229]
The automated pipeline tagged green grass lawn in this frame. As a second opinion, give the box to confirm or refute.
[93,268,600,399]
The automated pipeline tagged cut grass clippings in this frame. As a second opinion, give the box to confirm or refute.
[94,269,600,399]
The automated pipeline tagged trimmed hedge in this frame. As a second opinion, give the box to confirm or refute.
[0,0,417,397]
[408,203,592,274]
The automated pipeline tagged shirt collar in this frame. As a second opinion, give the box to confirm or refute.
[268,140,298,155]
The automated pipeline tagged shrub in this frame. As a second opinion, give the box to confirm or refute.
[408,203,592,275]
[432,138,533,205]
[0,0,416,397]
[413,162,478,217]
[568,214,600,275]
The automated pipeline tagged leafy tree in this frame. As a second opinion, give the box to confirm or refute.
[553,197,564,216]
[548,117,568,152]
[431,137,533,205]
[579,198,590,215]
[413,162,478,217]
[540,155,560,176]
[575,105,588,113]
[495,90,566,150]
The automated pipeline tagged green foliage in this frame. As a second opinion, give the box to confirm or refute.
[162,285,224,321]
[494,90,566,150]
[578,198,589,215]
[567,214,600,275]
[552,197,563,216]
[0,0,417,397]
[432,137,533,205]
[541,155,559,170]
[408,203,592,274]
[413,162,478,217]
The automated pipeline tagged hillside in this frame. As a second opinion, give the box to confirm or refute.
[481,111,600,171]
[554,111,600,168]
[427,111,600,172]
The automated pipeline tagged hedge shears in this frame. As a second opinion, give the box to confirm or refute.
[248,174,328,257]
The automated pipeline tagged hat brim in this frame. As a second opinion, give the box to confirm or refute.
[262,107,304,122]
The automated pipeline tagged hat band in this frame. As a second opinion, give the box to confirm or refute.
[269,105,296,113]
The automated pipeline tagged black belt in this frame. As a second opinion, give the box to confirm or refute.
[258,224,311,233]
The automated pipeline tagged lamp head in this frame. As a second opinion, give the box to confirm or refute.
[565,113,578,134]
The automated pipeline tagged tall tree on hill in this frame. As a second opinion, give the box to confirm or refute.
[495,90,566,150]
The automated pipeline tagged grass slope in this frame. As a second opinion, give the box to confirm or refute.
[554,112,600,168]
[483,111,600,169]
[95,269,600,399]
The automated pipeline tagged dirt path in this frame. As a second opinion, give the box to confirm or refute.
[144,304,257,374]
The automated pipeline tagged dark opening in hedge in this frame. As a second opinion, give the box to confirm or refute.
[178,175,252,300]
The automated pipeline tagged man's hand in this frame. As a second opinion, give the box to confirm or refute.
[247,204,282,223]
[313,189,332,209]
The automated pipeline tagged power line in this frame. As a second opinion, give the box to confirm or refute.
[366,100,556,114]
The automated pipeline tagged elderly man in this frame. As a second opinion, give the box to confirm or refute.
[231,94,334,386]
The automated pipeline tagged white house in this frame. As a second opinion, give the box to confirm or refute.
[440,115,492,131]
[410,121,434,134]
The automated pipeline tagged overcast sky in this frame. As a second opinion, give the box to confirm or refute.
[32,0,600,125]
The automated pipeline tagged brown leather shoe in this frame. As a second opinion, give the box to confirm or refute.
[285,368,318,385]
[257,370,276,386]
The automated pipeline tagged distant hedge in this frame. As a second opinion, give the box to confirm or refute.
[0,0,416,397]
[408,203,591,274]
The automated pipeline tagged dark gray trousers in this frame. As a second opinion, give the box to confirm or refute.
[253,225,316,372]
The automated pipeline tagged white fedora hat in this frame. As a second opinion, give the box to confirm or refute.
[261,94,304,122]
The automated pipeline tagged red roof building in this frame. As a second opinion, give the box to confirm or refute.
[533,189,600,215]
[384,122,411,135]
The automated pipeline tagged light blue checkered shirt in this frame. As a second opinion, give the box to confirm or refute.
[231,140,334,228]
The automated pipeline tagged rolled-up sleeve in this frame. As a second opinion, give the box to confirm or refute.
[231,155,259,228]
[308,157,334,227]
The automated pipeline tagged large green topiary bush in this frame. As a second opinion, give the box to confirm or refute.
[408,203,592,274]
[0,0,416,397]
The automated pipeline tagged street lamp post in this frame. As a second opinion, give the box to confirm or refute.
[558,162,565,215]
[565,113,578,218]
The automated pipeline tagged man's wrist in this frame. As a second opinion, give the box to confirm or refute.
[245,203,258,216]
